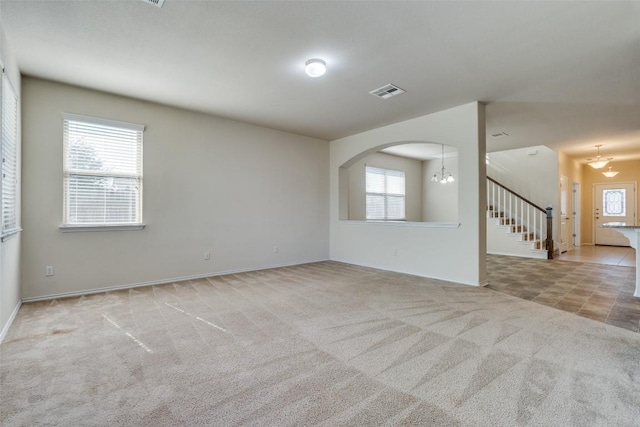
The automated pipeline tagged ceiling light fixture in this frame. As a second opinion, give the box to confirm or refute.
[587,145,609,169]
[305,59,326,77]
[431,144,455,184]
[602,160,619,178]
[141,0,165,8]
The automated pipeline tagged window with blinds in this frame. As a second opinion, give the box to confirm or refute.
[1,73,18,237]
[365,166,405,220]
[63,114,144,226]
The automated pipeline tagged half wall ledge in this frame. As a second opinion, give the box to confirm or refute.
[339,220,460,228]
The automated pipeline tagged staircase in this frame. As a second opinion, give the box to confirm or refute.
[487,177,555,259]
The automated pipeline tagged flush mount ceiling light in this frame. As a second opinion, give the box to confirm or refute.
[587,145,609,169]
[305,59,326,77]
[602,160,619,178]
[431,144,455,184]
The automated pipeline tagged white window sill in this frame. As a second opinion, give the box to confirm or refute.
[1,227,22,242]
[59,224,146,233]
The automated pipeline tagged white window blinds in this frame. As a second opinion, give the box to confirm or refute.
[1,73,18,236]
[365,166,405,220]
[63,114,144,226]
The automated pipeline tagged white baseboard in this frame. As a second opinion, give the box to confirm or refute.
[487,250,547,260]
[21,258,329,303]
[0,300,22,344]
[332,258,487,287]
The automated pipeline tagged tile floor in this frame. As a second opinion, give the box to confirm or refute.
[558,245,636,267]
[487,250,639,333]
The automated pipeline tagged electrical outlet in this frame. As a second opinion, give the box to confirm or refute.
[204,251,210,260]
[393,249,398,256]
[273,246,279,254]
[45,266,54,277]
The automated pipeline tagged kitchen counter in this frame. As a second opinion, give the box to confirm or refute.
[601,222,640,229]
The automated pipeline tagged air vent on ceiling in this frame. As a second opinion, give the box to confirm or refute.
[491,132,509,138]
[369,84,406,100]
[142,0,165,8]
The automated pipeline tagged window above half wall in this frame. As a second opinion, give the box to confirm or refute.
[339,142,459,224]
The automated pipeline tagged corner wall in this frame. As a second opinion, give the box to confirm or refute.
[20,78,329,300]
[558,151,583,249]
[330,102,486,286]
[487,145,560,244]
[0,20,22,340]
[487,145,558,209]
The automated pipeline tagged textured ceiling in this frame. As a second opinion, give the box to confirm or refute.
[2,1,640,161]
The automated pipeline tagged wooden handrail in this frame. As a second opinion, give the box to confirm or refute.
[487,176,546,213]
[487,176,554,259]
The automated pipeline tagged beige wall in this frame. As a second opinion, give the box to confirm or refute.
[345,149,459,223]
[487,146,558,209]
[346,152,422,221]
[487,145,560,243]
[422,154,459,222]
[330,102,486,286]
[0,19,22,340]
[558,151,583,250]
[21,77,329,299]
[581,159,640,244]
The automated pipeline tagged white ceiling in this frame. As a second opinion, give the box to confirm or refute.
[2,1,640,162]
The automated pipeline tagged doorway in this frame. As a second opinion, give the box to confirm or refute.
[560,175,569,253]
[594,182,637,246]
[572,182,580,247]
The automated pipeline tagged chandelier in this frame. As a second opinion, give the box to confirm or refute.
[587,145,609,169]
[431,144,454,184]
[602,160,619,178]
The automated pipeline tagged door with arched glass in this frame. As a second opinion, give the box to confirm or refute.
[594,182,636,246]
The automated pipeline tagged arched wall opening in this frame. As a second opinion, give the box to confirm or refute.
[338,141,459,223]
[330,102,486,287]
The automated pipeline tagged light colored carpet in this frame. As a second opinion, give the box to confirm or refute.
[1,261,639,426]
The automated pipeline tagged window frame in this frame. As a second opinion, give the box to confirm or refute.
[1,70,20,242]
[365,165,406,221]
[602,188,626,217]
[60,113,145,232]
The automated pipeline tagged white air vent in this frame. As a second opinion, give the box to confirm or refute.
[491,132,509,138]
[370,84,406,100]
[142,0,165,8]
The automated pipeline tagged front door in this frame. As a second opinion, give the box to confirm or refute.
[594,182,636,246]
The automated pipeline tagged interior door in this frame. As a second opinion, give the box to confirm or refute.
[594,182,636,246]
[560,175,569,253]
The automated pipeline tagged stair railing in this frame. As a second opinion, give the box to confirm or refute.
[487,177,554,259]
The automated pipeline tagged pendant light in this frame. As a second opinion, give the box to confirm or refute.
[587,145,609,169]
[602,159,619,178]
[431,144,454,184]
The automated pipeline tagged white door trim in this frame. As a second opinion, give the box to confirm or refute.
[572,181,580,247]
[560,175,569,253]
[592,180,637,246]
